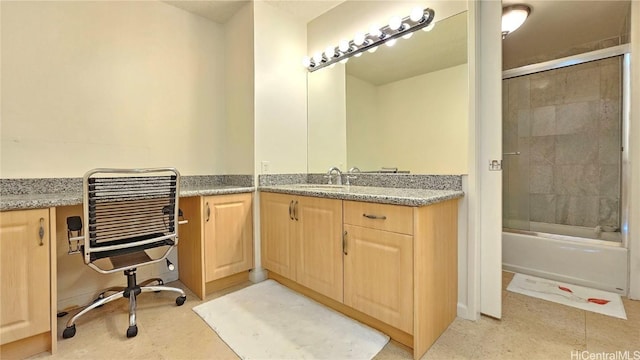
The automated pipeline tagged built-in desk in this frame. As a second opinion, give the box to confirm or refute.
[0,183,254,359]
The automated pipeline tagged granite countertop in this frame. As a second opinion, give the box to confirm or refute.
[259,184,464,207]
[0,185,255,211]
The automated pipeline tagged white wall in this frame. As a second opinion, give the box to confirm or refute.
[476,0,503,319]
[0,1,230,178]
[346,64,468,174]
[253,1,308,175]
[307,64,347,173]
[224,3,255,175]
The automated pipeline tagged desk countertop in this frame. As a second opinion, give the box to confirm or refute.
[0,185,255,211]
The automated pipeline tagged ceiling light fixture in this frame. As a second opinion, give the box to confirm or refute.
[502,4,531,39]
[303,7,435,72]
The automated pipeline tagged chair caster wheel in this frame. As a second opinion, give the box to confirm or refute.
[126,325,138,338]
[62,325,76,339]
[176,295,186,306]
[154,280,164,293]
[93,294,105,308]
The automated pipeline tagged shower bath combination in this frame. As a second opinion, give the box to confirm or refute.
[501,45,630,295]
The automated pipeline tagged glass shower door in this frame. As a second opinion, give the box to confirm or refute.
[502,76,531,232]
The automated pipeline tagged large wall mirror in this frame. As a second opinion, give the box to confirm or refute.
[307,11,469,174]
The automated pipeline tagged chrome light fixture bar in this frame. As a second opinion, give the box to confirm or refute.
[304,7,435,72]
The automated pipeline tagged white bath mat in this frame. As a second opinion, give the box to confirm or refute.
[193,279,390,359]
[507,273,627,319]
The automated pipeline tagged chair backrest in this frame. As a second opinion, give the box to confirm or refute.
[83,168,180,274]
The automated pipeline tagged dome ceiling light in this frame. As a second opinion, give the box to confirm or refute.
[502,4,531,39]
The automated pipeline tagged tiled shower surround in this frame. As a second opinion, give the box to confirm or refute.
[502,56,622,231]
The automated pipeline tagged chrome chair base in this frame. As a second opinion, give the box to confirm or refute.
[62,269,186,339]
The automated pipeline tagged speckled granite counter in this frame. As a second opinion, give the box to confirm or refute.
[259,184,463,207]
[0,185,254,211]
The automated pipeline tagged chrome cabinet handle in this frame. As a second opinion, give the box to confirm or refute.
[363,213,387,220]
[206,202,211,222]
[503,152,521,156]
[38,218,45,246]
[343,231,348,255]
[294,201,299,221]
[289,200,294,220]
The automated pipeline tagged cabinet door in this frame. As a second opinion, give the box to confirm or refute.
[260,192,296,279]
[0,209,50,345]
[295,196,343,302]
[204,194,254,282]
[343,224,413,334]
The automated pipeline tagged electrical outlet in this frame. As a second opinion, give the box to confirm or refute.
[261,161,270,174]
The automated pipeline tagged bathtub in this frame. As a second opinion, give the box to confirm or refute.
[502,229,628,294]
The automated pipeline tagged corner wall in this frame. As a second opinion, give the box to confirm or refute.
[253,2,308,175]
[252,2,308,281]
[224,3,255,175]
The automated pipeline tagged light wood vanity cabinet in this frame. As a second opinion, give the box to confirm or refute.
[343,201,414,334]
[261,191,459,360]
[0,208,56,359]
[260,192,343,302]
[178,193,254,299]
[203,194,253,282]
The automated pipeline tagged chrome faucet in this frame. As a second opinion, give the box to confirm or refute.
[324,167,343,185]
[346,167,360,186]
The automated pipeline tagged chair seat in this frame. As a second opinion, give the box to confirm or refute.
[89,233,174,261]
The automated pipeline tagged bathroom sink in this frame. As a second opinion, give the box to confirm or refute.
[292,184,347,191]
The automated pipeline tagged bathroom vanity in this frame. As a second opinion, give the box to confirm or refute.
[259,184,462,360]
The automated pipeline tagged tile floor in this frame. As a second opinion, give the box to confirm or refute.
[33,272,639,360]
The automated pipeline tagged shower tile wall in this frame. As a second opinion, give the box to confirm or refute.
[503,57,621,229]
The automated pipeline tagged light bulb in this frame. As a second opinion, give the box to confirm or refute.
[410,7,424,22]
[338,40,350,53]
[354,32,366,46]
[389,16,402,31]
[367,46,378,53]
[369,25,382,38]
[313,52,323,63]
[422,21,435,32]
[354,53,362,57]
[385,39,397,47]
[324,46,336,59]
[302,56,311,67]
[502,6,530,35]
[340,58,349,64]
[402,32,413,40]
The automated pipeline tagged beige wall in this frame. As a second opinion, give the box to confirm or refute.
[224,3,255,174]
[0,1,229,178]
[253,1,308,175]
[346,64,469,174]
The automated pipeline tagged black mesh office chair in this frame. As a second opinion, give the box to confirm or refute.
[63,168,186,339]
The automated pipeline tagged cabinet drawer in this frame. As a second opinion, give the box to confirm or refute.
[344,201,413,235]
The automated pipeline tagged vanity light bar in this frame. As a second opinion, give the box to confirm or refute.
[304,7,435,72]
